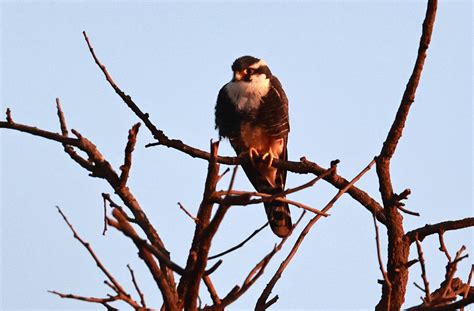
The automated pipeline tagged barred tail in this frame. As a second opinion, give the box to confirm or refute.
[264,200,292,238]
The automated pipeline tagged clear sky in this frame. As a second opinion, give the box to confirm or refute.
[1,0,472,310]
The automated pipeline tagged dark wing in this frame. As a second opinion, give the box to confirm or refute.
[215,84,241,140]
[258,76,290,138]
[257,75,290,188]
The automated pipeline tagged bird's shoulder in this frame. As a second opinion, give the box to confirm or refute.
[261,75,288,111]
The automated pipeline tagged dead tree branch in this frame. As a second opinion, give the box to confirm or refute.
[415,236,432,302]
[256,158,375,309]
[108,208,179,310]
[208,222,269,260]
[374,1,438,310]
[53,206,140,309]
[406,218,474,243]
[119,123,141,188]
[177,142,222,309]
[204,211,307,311]
[373,208,392,304]
[407,244,473,310]
[127,264,147,309]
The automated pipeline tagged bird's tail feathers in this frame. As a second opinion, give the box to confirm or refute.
[264,200,292,238]
[240,162,292,237]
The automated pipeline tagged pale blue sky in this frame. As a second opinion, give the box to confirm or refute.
[1,1,472,310]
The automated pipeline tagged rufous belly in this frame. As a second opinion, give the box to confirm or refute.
[240,122,284,187]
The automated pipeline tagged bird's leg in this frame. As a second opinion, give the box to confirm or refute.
[261,149,277,168]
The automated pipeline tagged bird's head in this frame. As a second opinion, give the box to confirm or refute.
[231,55,272,82]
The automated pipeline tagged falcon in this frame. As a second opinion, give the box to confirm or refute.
[215,56,292,238]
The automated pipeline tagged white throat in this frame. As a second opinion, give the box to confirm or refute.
[225,74,270,112]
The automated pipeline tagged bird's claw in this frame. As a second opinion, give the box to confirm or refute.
[249,147,260,166]
[261,151,276,168]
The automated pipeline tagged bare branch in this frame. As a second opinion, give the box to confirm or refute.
[203,275,221,305]
[107,208,185,275]
[213,190,328,217]
[209,222,269,260]
[208,211,307,310]
[438,231,452,262]
[406,218,474,243]
[127,264,146,308]
[205,260,223,276]
[55,206,140,309]
[397,204,420,217]
[48,290,120,304]
[55,98,69,136]
[178,141,221,309]
[108,209,179,310]
[374,2,439,308]
[1,111,78,145]
[415,235,431,302]
[373,209,392,304]
[463,265,474,300]
[256,159,375,309]
[216,167,231,183]
[408,244,472,310]
[378,0,438,164]
[178,202,199,224]
[102,193,135,223]
[102,194,108,235]
[119,122,141,188]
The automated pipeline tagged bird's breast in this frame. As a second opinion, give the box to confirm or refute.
[225,78,270,112]
[240,122,284,156]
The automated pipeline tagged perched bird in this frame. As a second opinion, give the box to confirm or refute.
[215,55,292,238]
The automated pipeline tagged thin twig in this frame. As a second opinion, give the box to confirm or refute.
[203,275,221,305]
[178,202,199,223]
[205,260,223,276]
[108,209,179,309]
[264,295,279,310]
[438,231,452,262]
[102,193,135,223]
[48,290,120,304]
[397,204,420,217]
[126,264,146,308]
[372,209,392,305]
[208,222,269,260]
[414,282,426,293]
[277,165,336,197]
[463,265,474,306]
[102,195,108,235]
[55,206,140,308]
[107,208,185,275]
[214,190,328,217]
[204,211,306,311]
[415,235,431,302]
[216,167,231,184]
[55,98,68,136]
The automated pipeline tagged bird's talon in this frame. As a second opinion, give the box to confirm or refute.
[261,151,275,168]
[249,147,260,166]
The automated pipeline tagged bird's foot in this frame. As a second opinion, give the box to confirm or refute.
[261,150,277,168]
[248,147,260,166]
